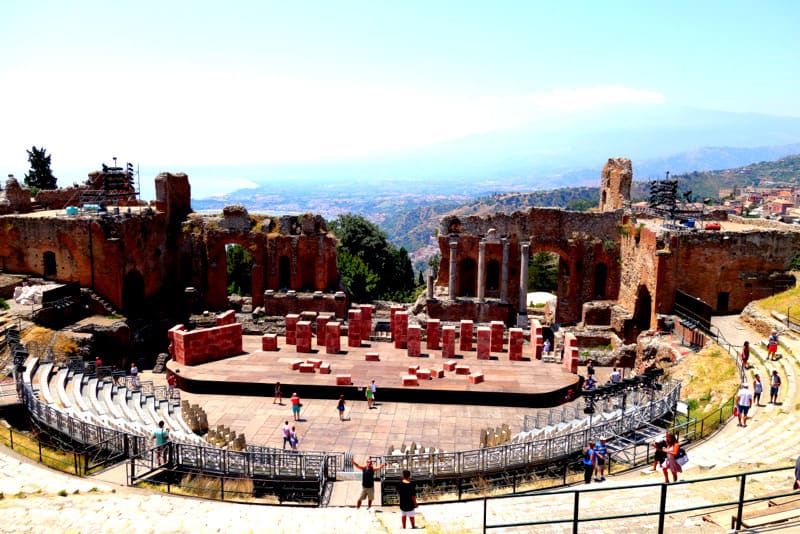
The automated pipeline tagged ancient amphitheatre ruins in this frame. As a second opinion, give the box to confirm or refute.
[1,156,800,531]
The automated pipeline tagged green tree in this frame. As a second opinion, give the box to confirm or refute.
[330,213,416,301]
[337,249,380,303]
[226,244,253,296]
[24,146,57,190]
[528,252,558,293]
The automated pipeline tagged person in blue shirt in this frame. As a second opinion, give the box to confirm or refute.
[594,437,607,481]
[583,442,596,484]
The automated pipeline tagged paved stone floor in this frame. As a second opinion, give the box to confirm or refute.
[1,314,799,533]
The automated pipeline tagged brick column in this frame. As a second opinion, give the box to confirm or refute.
[509,328,524,360]
[448,240,458,301]
[348,309,362,348]
[390,305,404,340]
[490,321,505,352]
[407,325,421,357]
[477,327,491,360]
[563,333,578,373]
[359,304,373,341]
[296,321,312,353]
[519,243,530,314]
[477,241,486,302]
[326,322,341,354]
[286,314,300,345]
[394,311,408,349]
[426,319,440,351]
[442,326,456,359]
[459,320,473,352]
[316,315,331,347]
[530,318,543,359]
[500,238,509,303]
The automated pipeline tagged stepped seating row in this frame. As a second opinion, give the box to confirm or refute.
[24,355,204,447]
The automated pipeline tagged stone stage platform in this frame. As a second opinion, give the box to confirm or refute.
[167,335,580,408]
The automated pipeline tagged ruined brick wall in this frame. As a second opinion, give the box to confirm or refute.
[35,188,84,210]
[598,157,632,212]
[168,321,243,365]
[436,208,623,324]
[0,177,31,214]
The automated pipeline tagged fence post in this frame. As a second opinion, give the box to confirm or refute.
[657,483,668,534]
[483,496,488,534]
[38,440,42,462]
[734,474,747,530]
[221,476,225,501]
[9,427,13,450]
[572,490,580,534]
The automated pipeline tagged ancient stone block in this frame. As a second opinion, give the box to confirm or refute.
[469,373,485,384]
[402,375,419,386]
[285,314,300,345]
[326,322,341,354]
[394,311,408,349]
[365,352,380,361]
[407,325,421,357]
[509,328,524,360]
[262,334,278,351]
[455,365,470,375]
[296,321,312,353]
[442,326,456,358]
[459,320,473,351]
[336,374,351,385]
[443,360,457,371]
[490,321,505,352]
[426,319,440,351]
[477,327,491,360]
[348,309,362,348]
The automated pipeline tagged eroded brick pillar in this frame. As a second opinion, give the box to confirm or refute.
[359,304,373,341]
[390,305,404,340]
[477,327,491,360]
[530,318,543,359]
[326,322,341,354]
[490,321,504,352]
[316,315,331,347]
[459,320,473,352]
[296,321,312,353]
[407,325,421,357]
[442,326,456,359]
[348,309,362,348]
[509,328,523,361]
[286,314,300,345]
[394,311,408,349]
[426,319,440,351]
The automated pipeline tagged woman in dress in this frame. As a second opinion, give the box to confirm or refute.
[290,426,299,451]
[337,394,346,421]
[661,432,682,483]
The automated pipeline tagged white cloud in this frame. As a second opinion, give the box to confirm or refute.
[0,66,665,171]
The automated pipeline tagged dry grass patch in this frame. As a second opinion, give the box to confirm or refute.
[755,284,800,318]
[21,326,79,362]
[667,345,739,417]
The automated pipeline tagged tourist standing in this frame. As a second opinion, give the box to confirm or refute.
[768,331,779,360]
[662,433,682,483]
[398,469,418,529]
[583,442,596,484]
[337,394,346,421]
[282,421,291,449]
[794,455,800,490]
[736,383,753,427]
[586,359,595,378]
[365,384,374,409]
[290,426,299,451]
[741,341,750,369]
[152,421,169,465]
[610,368,621,384]
[291,392,301,421]
[370,379,377,405]
[594,437,607,481]
[543,338,551,356]
[652,437,667,472]
[166,372,177,399]
[753,374,763,406]
[273,382,282,405]
[770,370,782,404]
[351,457,386,510]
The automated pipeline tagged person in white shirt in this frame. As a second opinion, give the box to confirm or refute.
[610,368,621,384]
[736,383,753,427]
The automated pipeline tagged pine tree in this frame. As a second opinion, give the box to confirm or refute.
[24,146,57,190]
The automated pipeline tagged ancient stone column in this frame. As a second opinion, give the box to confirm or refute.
[426,268,434,299]
[448,240,458,301]
[477,241,486,302]
[501,238,509,303]
[519,243,530,314]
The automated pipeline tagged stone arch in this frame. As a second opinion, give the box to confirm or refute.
[122,270,146,316]
[458,258,477,297]
[43,251,56,278]
[278,256,291,290]
[486,259,500,291]
[633,285,653,331]
[594,263,608,299]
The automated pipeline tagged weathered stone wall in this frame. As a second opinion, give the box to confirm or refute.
[168,321,243,366]
[35,188,84,210]
[0,177,31,214]
[598,157,632,212]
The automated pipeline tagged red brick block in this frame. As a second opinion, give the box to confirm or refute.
[390,305,404,340]
[442,326,456,358]
[402,374,419,386]
[416,368,431,380]
[306,358,323,368]
[477,327,491,360]
[408,364,420,375]
[432,368,445,378]
[394,311,408,349]
[407,325,421,357]
[215,309,236,326]
[348,309,362,348]
[443,360,457,371]
[490,321,505,352]
[459,320,473,351]
[455,365,470,375]
[365,352,380,362]
[359,304,373,341]
[509,328,524,361]
[289,359,303,370]
[532,334,543,360]
[262,334,278,351]
[299,363,315,373]
[468,373,484,384]
[319,362,331,374]
[286,314,300,345]
[296,321,312,353]
[426,319,440,351]
[336,374,352,385]
[326,322,341,354]
[316,315,331,346]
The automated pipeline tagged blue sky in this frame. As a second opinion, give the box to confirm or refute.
[1,1,798,197]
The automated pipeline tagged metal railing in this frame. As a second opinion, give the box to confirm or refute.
[482,465,797,533]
